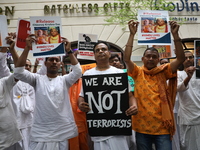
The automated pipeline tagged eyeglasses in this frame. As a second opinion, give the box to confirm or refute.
[185,56,194,60]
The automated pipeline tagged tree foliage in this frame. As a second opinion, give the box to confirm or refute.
[97,0,174,27]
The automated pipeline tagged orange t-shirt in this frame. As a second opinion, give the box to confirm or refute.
[129,63,176,135]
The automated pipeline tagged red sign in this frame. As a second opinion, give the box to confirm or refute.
[16,19,31,50]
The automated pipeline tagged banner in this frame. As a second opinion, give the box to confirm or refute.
[30,16,65,57]
[137,10,171,45]
[82,73,132,136]
[0,15,9,47]
[77,33,98,60]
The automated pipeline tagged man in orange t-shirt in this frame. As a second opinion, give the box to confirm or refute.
[124,20,184,150]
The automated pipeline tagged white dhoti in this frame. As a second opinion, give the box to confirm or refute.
[180,124,200,150]
[4,143,22,150]
[29,140,68,150]
[18,127,31,150]
[172,113,180,150]
[126,130,137,150]
[93,136,129,150]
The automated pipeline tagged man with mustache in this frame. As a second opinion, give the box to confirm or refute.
[14,35,82,150]
[124,20,184,150]
[78,41,138,150]
[177,51,200,150]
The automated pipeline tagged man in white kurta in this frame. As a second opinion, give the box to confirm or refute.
[177,51,200,150]
[80,66,133,150]
[0,45,35,150]
[14,65,81,149]
[14,36,82,150]
[0,52,22,149]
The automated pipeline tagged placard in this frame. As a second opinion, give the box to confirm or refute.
[82,73,132,136]
[15,19,31,51]
[30,16,65,57]
[137,10,171,45]
[77,33,98,60]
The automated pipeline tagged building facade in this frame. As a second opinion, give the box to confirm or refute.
[1,0,200,65]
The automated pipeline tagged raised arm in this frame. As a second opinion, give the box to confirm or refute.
[0,33,19,77]
[62,38,82,85]
[61,62,66,75]
[6,33,19,66]
[124,20,139,73]
[169,21,185,73]
[13,35,38,85]
[62,37,78,65]
[32,58,39,73]
[16,35,35,67]
[183,66,195,87]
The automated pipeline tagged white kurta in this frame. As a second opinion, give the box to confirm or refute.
[14,64,82,144]
[1,52,35,150]
[177,70,200,150]
[177,70,200,125]
[0,75,22,149]
[80,66,130,150]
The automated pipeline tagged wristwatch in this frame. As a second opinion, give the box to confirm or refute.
[67,49,73,54]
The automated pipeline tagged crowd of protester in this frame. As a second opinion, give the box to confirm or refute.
[0,20,199,150]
